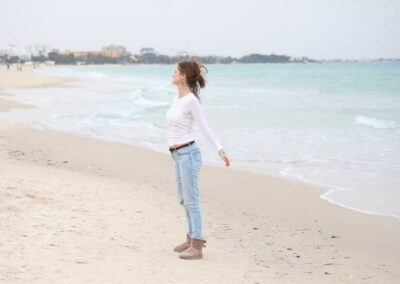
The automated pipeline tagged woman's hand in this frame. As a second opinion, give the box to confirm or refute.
[218,149,230,167]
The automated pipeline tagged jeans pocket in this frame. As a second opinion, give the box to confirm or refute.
[192,150,202,164]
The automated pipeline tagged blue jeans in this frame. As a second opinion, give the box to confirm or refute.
[170,141,204,240]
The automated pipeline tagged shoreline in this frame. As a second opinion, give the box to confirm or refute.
[1,65,400,222]
[1,66,399,283]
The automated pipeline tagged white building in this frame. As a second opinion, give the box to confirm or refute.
[26,44,53,57]
[0,44,31,60]
[139,47,156,55]
[0,44,56,61]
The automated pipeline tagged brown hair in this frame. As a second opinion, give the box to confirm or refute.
[178,60,208,102]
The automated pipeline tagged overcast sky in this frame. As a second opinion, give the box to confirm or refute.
[1,0,399,60]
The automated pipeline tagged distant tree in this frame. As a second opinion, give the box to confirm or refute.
[31,54,47,63]
[239,53,291,63]
[5,56,20,64]
[47,51,77,64]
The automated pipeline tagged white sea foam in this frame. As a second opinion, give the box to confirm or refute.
[83,71,108,79]
[354,115,396,129]
[129,88,144,98]
[320,187,400,220]
[132,97,169,107]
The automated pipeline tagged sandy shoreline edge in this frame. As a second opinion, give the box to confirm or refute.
[0,66,399,283]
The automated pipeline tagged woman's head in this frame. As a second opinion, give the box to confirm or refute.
[172,60,208,99]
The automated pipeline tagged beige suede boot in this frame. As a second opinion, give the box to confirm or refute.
[173,233,191,252]
[178,238,207,260]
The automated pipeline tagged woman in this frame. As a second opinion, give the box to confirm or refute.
[166,60,230,260]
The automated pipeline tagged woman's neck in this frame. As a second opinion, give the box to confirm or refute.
[177,84,191,98]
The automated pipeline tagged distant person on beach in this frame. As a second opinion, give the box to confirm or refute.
[166,60,230,260]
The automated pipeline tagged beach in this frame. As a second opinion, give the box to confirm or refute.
[0,66,399,283]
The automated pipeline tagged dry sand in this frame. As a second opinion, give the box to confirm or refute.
[0,65,399,283]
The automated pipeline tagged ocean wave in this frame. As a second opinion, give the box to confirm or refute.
[130,88,144,99]
[31,121,52,130]
[82,71,108,80]
[130,88,170,107]
[235,158,304,164]
[51,111,90,119]
[354,115,396,129]
[320,187,400,220]
[152,83,175,93]
[133,97,169,107]
[38,68,108,80]
[112,76,134,82]
[84,110,142,121]
[129,88,170,108]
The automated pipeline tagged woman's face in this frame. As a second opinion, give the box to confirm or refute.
[172,65,185,85]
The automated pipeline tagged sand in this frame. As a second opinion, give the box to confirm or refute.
[0,65,399,283]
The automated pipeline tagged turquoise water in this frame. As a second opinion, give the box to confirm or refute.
[1,63,399,219]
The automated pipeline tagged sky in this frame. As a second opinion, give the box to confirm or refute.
[0,0,399,60]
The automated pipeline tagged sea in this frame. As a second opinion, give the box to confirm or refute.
[1,62,399,220]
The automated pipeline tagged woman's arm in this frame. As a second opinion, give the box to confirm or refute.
[189,97,223,152]
[189,97,230,167]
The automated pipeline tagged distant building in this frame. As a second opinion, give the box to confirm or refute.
[139,47,156,55]
[26,44,53,57]
[101,45,129,58]
[63,45,129,58]
[63,49,102,58]
[0,44,30,60]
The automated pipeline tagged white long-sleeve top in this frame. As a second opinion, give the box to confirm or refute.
[166,92,223,152]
